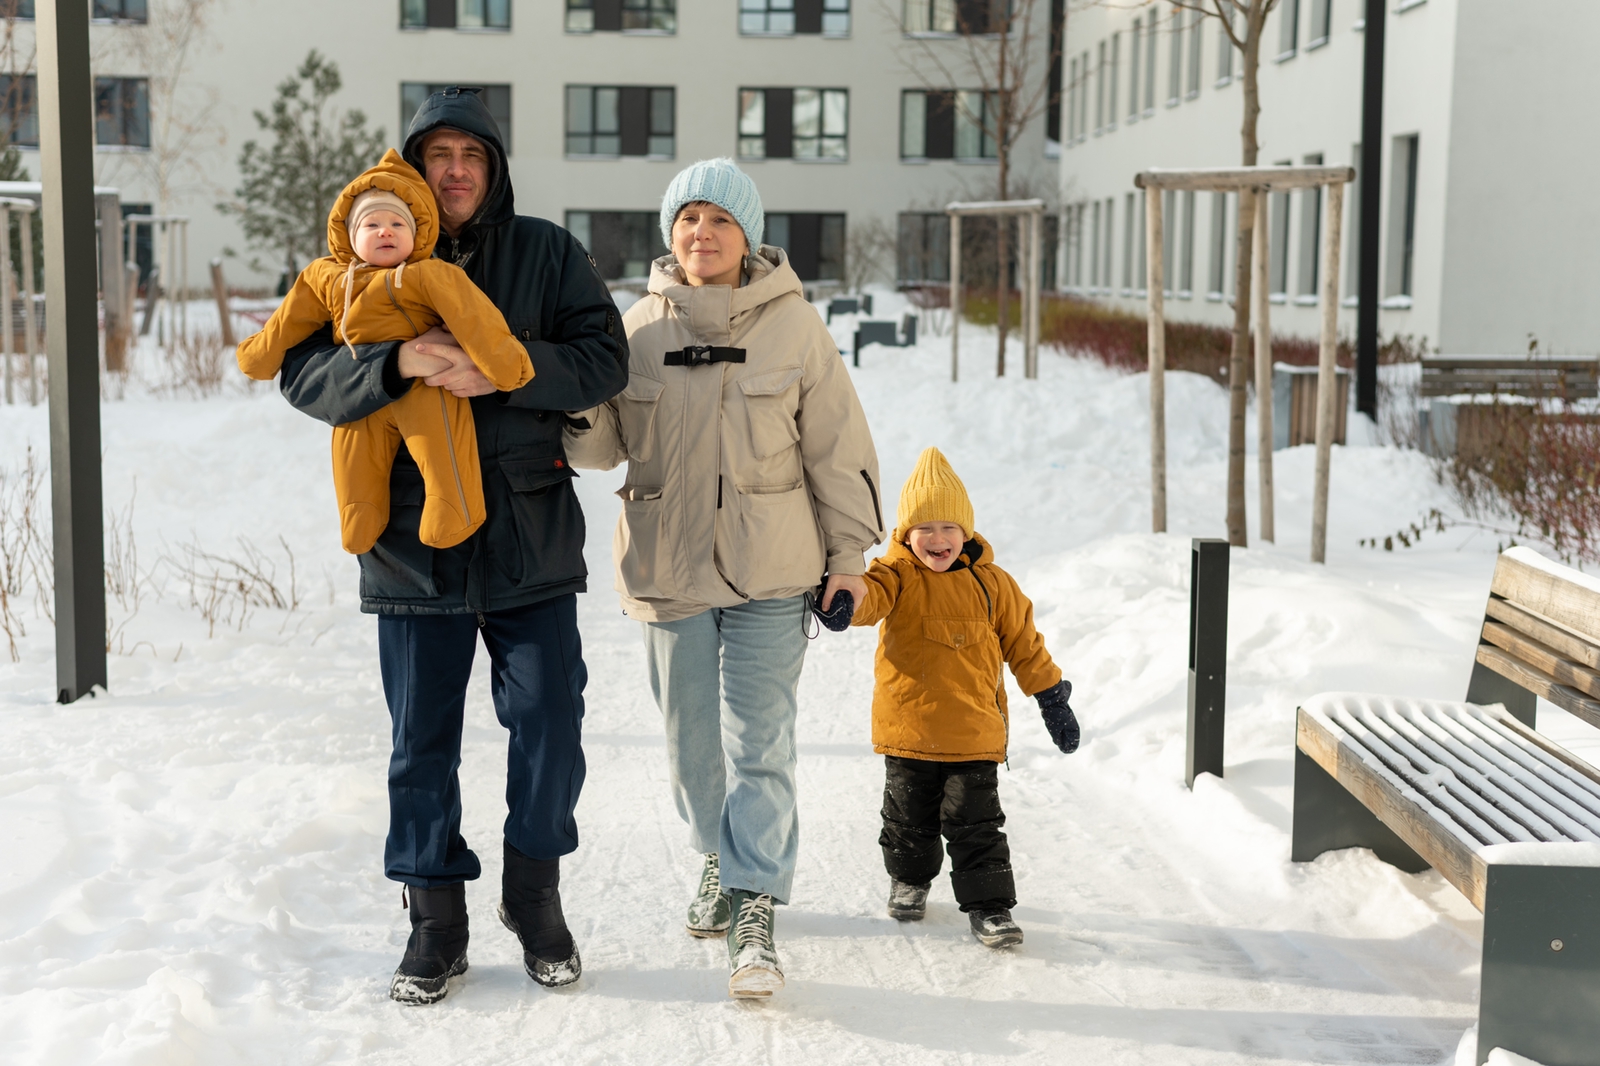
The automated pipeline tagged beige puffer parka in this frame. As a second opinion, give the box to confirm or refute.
[564,248,884,623]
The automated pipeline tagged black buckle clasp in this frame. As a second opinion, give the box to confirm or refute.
[680,345,715,367]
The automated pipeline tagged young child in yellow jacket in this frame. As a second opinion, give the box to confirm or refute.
[847,447,1079,948]
[236,149,534,554]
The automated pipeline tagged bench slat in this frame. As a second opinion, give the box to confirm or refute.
[1481,621,1600,701]
[1490,548,1600,644]
[1484,596,1600,671]
[1476,644,1600,730]
[1297,706,1488,907]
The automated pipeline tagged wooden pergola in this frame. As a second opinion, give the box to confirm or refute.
[1135,165,1354,564]
[946,198,1045,382]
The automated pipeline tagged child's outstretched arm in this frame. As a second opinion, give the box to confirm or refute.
[236,267,337,380]
[849,560,903,628]
[412,262,534,392]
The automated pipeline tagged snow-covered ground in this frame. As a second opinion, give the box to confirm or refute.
[3,296,1597,1065]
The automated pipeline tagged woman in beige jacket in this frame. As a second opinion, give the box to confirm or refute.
[565,158,881,999]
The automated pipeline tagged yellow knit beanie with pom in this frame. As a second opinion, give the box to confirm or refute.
[897,446,974,539]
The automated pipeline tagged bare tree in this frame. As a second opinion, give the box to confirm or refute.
[845,215,897,294]
[894,0,1063,375]
[95,0,228,221]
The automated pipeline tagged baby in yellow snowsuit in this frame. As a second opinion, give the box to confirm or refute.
[236,148,534,554]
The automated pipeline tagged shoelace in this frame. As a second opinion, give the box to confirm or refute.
[697,853,721,898]
[733,893,776,948]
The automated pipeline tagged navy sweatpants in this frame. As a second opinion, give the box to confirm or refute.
[377,595,588,888]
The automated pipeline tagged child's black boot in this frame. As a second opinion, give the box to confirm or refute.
[887,878,930,921]
[967,905,1024,949]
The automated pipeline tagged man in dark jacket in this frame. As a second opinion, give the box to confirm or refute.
[278,88,628,1004]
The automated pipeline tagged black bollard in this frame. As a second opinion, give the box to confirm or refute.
[1186,538,1230,788]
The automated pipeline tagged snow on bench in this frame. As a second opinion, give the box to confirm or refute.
[1291,547,1600,1066]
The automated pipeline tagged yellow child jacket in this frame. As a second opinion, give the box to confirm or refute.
[236,148,532,392]
[852,532,1062,763]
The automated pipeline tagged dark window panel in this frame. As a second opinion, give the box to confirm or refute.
[1047,0,1064,141]
[595,0,623,31]
[0,73,38,147]
[425,0,455,27]
[765,87,794,159]
[795,0,821,33]
[925,90,954,159]
[956,0,989,34]
[619,86,650,156]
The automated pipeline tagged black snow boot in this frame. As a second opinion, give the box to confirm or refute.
[498,840,582,988]
[389,882,470,1005]
[967,905,1024,949]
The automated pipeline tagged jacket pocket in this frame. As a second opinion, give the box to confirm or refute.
[501,455,581,589]
[614,486,677,600]
[920,616,1001,690]
[738,367,803,460]
[727,481,824,595]
[616,377,666,463]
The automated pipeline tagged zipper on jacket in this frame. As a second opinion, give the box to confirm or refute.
[384,273,420,338]
[438,388,473,530]
[476,611,486,628]
[860,470,883,534]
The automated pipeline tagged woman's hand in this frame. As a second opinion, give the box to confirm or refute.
[401,328,497,397]
[821,573,866,613]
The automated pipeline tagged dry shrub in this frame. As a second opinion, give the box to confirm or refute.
[165,328,233,397]
[1439,400,1600,565]
[903,284,951,337]
[0,448,51,660]
[161,535,301,638]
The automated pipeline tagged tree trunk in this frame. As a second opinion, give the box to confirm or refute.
[1225,1,1266,548]
[995,20,1011,377]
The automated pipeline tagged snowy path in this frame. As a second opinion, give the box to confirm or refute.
[4,317,1599,1064]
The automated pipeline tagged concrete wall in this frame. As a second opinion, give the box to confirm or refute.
[2,0,1057,292]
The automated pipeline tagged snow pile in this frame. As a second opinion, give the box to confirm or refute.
[3,300,1600,1064]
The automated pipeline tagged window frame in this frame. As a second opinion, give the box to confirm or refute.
[0,72,38,148]
[91,0,146,23]
[94,76,150,150]
[565,0,677,34]
[740,0,850,36]
[741,86,848,162]
[565,84,675,159]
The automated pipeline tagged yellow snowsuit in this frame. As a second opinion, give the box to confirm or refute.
[236,148,534,553]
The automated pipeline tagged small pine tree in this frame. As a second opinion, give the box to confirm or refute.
[0,145,44,285]
[217,50,386,281]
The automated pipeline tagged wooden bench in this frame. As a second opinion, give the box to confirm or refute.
[1292,547,1600,1066]
[1421,357,1600,400]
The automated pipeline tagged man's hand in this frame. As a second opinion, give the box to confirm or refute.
[821,573,866,613]
[400,327,497,398]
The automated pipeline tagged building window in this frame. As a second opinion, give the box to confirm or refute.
[742,88,847,160]
[1065,56,1079,143]
[0,73,37,147]
[1102,197,1114,292]
[1179,189,1196,295]
[403,0,511,30]
[1308,0,1331,48]
[565,0,676,33]
[1094,39,1105,133]
[1160,189,1173,294]
[1121,191,1135,293]
[741,0,850,35]
[1,0,34,18]
[1344,143,1361,301]
[1186,10,1202,97]
[1277,0,1299,60]
[1386,133,1420,298]
[1216,5,1235,84]
[1297,153,1323,298]
[1269,161,1291,297]
[1046,0,1063,145]
[94,78,149,148]
[1207,191,1229,299]
[565,85,673,157]
[1107,32,1119,131]
[1143,14,1157,113]
[1128,19,1141,123]
[898,212,950,283]
[93,0,146,21]
[1167,5,1182,105]
[903,0,1003,35]
[1089,200,1101,288]
[566,211,666,279]
[766,212,844,280]
[402,84,513,152]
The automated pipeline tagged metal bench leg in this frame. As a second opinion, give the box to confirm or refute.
[1465,659,1536,727]
[1291,749,1428,871]
[1478,864,1600,1066]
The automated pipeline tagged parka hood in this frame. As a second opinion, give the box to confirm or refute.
[326,149,438,265]
[400,87,513,231]
[645,245,804,329]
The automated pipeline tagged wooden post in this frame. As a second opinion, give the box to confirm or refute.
[949,212,962,383]
[1311,180,1346,565]
[1145,185,1167,534]
[20,203,38,405]
[98,190,127,374]
[1025,208,1042,379]
[210,258,235,346]
[1253,189,1274,543]
[1,205,12,406]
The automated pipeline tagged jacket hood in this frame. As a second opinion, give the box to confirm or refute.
[400,87,513,230]
[327,149,438,265]
[885,531,993,570]
[646,245,804,321]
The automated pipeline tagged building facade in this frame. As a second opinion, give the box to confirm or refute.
[1058,0,1600,357]
[0,0,1061,293]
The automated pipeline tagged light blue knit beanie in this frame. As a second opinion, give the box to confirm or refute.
[660,157,763,252]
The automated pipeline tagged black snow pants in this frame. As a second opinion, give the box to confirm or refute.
[879,755,1016,911]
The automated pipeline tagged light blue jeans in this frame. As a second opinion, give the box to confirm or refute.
[642,595,808,904]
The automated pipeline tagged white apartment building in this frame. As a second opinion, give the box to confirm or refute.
[1058,0,1600,356]
[0,0,1062,293]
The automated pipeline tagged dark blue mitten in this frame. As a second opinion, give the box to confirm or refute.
[1034,679,1079,754]
[812,587,854,632]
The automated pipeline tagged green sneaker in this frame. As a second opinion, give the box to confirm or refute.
[686,853,731,938]
[726,890,784,998]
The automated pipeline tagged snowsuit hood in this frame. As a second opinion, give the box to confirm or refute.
[401,87,513,236]
[852,531,1062,762]
[326,149,438,266]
